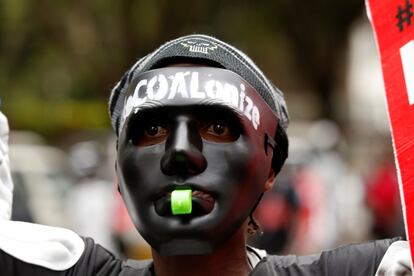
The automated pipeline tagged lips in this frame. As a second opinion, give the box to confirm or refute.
[155,189,215,217]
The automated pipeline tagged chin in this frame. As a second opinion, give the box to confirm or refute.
[156,239,215,256]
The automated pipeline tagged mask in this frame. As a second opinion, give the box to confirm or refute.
[116,67,278,255]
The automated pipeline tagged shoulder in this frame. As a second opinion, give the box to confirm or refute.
[251,238,401,276]
[76,237,154,275]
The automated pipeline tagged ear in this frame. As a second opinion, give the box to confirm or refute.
[264,170,276,192]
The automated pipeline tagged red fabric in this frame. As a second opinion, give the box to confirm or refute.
[367,0,414,264]
[366,166,399,231]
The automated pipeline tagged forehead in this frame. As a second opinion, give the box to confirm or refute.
[119,67,278,137]
[127,104,245,124]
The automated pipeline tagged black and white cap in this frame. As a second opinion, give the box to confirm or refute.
[109,34,289,135]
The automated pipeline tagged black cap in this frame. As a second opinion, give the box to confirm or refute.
[109,34,289,135]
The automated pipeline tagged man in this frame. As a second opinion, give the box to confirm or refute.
[0,34,411,275]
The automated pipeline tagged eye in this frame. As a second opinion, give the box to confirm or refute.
[200,121,240,143]
[145,125,164,136]
[209,123,227,135]
[131,122,169,146]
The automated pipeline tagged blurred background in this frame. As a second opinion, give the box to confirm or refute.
[0,0,405,259]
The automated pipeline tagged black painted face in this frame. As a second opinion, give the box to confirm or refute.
[116,67,278,255]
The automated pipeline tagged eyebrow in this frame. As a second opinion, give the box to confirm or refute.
[195,98,245,121]
[125,102,246,136]
[129,98,245,120]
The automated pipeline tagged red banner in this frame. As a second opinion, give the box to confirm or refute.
[367,0,414,266]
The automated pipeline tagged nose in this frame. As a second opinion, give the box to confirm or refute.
[161,116,207,177]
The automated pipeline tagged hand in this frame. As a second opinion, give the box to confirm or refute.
[0,111,13,220]
[376,241,412,276]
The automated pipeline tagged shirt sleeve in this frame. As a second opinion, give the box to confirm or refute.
[255,237,402,276]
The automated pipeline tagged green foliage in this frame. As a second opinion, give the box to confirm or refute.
[0,0,363,136]
[3,98,108,135]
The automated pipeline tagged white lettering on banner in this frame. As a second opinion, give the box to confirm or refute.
[121,71,261,130]
[189,72,206,98]
[147,74,168,100]
[400,40,414,105]
[169,72,190,99]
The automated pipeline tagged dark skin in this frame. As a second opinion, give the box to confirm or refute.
[152,225,250,276]
[120,63,277,276]
[152,172,275,276]
[126,107,276,275]
[129,109,276,275]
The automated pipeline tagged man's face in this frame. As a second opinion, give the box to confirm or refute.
[116,67,277,255]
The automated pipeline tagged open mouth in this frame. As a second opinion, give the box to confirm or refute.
[155,189,215,217]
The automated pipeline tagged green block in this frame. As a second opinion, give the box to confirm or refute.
[171,189,192,215]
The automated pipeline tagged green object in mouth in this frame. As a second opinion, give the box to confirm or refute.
[171,189,192,215]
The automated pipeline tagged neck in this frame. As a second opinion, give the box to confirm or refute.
[152,227,251,276]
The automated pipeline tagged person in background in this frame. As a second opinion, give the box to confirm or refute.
[67,141,117,253]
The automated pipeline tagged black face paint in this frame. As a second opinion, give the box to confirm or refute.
[117,67,278,255]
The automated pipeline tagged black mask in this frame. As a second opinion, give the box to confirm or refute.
[117,67,278,255]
